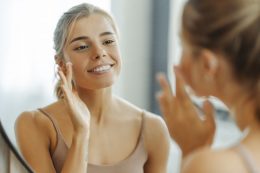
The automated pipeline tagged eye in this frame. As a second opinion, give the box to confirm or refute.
[74,45,90,51]
[103,40,115,45]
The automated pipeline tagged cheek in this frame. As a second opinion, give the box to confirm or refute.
[180,55,203,95]
[110,48,122,72]
[180,56,208,96]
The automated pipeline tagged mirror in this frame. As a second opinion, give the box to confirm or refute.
[0,120,33,173]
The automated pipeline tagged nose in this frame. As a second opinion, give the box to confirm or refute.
[91,44,106,60]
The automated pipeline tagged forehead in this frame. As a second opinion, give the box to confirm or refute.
[68,14,115,40]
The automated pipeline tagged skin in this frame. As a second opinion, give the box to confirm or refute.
[157,40,260,172]
[15,14,170,173]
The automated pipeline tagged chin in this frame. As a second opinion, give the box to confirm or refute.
[95,80,115,89]
[80,77,118,90]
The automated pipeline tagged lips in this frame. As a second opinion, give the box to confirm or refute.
[87,64,114,73]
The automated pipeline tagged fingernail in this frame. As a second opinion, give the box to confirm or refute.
[66,62,72,67]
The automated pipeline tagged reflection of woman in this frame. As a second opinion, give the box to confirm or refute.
[15,3,170,173]
[157,0,260,172]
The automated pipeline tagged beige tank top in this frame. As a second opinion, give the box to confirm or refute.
[38,109,148,173]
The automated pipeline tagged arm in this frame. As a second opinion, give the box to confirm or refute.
[15,111,89,173]
[61,130,88,173]
[15,112,57,173]
[57,62,90,173]
[143,113,170,173]
[16,63,90,173]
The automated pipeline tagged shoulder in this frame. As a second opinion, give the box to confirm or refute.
[182,147,247,173]
[15,100,61,131]
[15,110,53,143]
[143,111,169,139]
[15,101,62,146]
[114,96,170,149]
[142,112,171,172]
[143,111,171,155]
[15,110,49,134]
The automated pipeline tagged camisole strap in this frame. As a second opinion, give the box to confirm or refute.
[139,111,146,139]
[38,108,62,141]
[236,144,260,173]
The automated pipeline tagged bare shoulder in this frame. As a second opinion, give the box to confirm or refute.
[15,104,60,172]
[143,111,169,137]
[142,112,171,172]
[15,110,54,146]
[142,111,170,149]
[16,110,50,136]
[182,147,247,173]
[15,101,63,146]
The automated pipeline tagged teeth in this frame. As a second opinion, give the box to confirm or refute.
[93,65,111,72]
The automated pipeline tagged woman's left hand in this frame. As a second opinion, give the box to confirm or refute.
[156,66,216,157]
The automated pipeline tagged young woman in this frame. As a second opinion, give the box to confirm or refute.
[15,3,170,173]
[157,0,260,172]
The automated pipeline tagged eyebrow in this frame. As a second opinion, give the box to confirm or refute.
[70,36,89,44]
[69,32,115,44]
[100,31,114,37]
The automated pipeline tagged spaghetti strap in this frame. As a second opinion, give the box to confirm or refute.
[139,111,146,140]
[38,108,62,140]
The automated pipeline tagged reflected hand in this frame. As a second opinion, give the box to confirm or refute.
[58,62,90,135]
[156,66,216,157]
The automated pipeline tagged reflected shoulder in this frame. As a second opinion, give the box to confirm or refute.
[182,147,246,173]
[143,111,171,152]
[143,111,169,138]
[15,109,54,143]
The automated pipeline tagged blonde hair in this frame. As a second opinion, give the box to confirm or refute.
[53,3,119,99]
[182,0,260,119]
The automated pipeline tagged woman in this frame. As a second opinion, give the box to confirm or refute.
[15,3,170,173]
[157,0,260,172]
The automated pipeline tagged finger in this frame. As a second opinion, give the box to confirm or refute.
[58,69,68,86]
[156,91,173,122]
[174,66,193,107]
[156,72,178,109]
[156,73,172,95]
[60,84,70,103]
[202,100,216,131]
[66,62,73,90]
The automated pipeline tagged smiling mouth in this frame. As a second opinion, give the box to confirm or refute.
[87,64,115,73]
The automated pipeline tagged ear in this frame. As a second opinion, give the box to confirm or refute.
[199,49,219,77]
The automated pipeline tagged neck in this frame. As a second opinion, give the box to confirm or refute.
[218,84,258,131]
[76,86,115,123]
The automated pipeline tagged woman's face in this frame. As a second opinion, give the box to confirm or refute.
[62,14,121,90]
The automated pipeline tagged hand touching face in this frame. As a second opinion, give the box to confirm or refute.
[156,67,216,157]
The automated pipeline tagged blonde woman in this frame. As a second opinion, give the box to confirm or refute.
[15,3,170,173]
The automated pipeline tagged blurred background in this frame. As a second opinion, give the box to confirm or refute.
[0,0,242,172]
